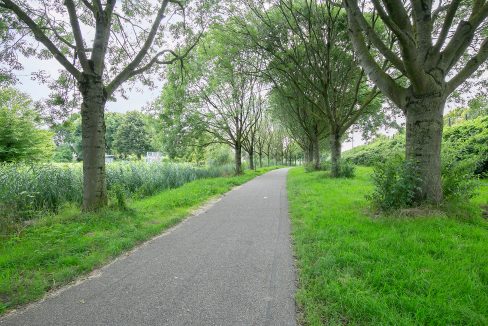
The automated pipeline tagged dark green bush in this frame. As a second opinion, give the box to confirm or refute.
[304,162,317,172]
[338,160,356,178]
[367,157,421,211]
[368,154,480,213]
[442,154,479,201]
[342,134,405,166]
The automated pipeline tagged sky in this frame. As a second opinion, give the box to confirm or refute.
[17,55,160,113]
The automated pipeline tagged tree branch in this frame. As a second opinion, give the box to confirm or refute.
[344,0,406,108]
[0,0,81,79]
[64,0,90,71]
[447,37,488,94]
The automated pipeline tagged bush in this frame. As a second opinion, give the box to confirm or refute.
[343,116,488,177]
[368,154,480,213]
[367,157,421,212]
[304,162,317,172]
[442,116,488,176]
[342,133,405,166]
[338,160,356,178]
[442,154,479,201]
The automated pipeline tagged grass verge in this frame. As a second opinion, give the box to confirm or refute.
[0,167,277,315]
[288,167,488,325]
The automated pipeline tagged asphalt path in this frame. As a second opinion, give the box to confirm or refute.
[1,168,296,326]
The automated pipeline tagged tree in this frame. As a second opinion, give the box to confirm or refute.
[181,25,265,174]
[254,116,272,167]
[0,0,201,210]
[0,88,54,162]
[269,81,327,169]
[344,0,488,203]
[52,113,83,160]
[235,0,382,176]
[155,65,208,161]
[242,91,265,170]
[112,111,152,159]
[105,112,124,155]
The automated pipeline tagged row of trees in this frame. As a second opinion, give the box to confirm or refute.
[155,23,301,174]
[2,0,488,210]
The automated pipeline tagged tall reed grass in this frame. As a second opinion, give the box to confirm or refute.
[0,162,236,231]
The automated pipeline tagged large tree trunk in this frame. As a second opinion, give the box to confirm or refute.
[80,75,108,211]
[259,153,263,167]
[405,95,445,204]
[329,132,342,178]
[235,142,243,175]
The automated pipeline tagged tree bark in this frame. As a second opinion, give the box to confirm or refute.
[405,94,445,204]
[259,153,263,167]
[329,132,342,178]
[79,75,108,211]
[312,135,320,170]
[249,149,255,170]
[235,143,243,175]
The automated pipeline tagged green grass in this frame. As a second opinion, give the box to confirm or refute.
[0,167,276,315]
[288,167,488,325]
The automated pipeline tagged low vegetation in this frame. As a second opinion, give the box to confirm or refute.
[0,167,276,314]
[343,116,488,177]
[0,162,235,234]
[288,167,488,325]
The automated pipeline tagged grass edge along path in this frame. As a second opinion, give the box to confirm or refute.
[287,167,488,325]
[0,167,278,315]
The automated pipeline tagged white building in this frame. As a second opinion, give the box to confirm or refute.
[146,152,162,163]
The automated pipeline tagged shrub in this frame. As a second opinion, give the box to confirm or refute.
[319,161,331,171]
[110,183,128,210]
[304,162,317,172]
[342,133,405,166]
[343,116,488,177]
[442,154,479,201]
[367,157,421,212]
[338,160,356,178]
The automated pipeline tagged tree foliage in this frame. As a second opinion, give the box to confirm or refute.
[233,0,382,176]
[112,111,153,158]
[0,88,54,162]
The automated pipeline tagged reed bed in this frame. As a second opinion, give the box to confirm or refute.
[0,161,236,231]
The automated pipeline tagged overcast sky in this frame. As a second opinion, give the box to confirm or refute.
[16,55,160,113]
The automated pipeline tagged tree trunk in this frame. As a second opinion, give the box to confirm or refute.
[249,149,255,170]
[304,146,310,164]
[259,153,263,167]
[313,135,320,170]
[235,143,243,175]
[80,75,108,211]
[330,132,342,178]
[405,94,445,204]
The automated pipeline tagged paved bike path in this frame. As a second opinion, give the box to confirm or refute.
[1,168,296,326]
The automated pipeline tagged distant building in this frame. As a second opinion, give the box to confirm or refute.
[146,152,162,163]
[105,155,115,164]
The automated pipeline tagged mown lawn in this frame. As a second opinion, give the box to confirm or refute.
[288,167,488,325]
[0,167,276,314]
